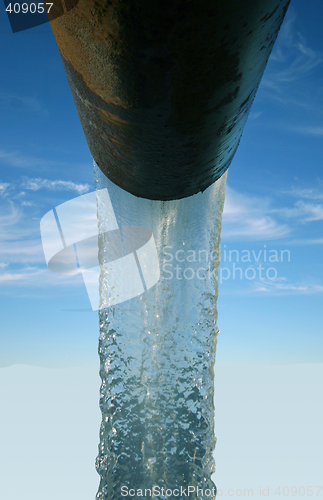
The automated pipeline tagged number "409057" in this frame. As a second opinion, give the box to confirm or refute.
[6,3,53,14]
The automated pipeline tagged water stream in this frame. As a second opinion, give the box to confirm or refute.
[94,163,227,500]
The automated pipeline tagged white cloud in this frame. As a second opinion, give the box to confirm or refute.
[289,238,323,245]
[0,183,10,196]
[292,126,323,137]
[276,187,323,222]
[222,187,290,240]
[0,267,82,287]
[0,202,22,233]
[259,9,322,113]
[0,239,44,264]
[222,181,323,241]
[0,193,87,294]
[0,91,47,117]
[220,273,323,296]
[274,200,323,222]
[0,178,89,271]
[296,202,323,221]
[0,200,44,265]
[0,149,89,173]
[282,187,323,200]
[0,150,44,169]
[254,279,323,295]
[249,111,263,120]
[0,205,84,289]
[21,178,90,195]
[0,271,32,283]
[264,11,322,89]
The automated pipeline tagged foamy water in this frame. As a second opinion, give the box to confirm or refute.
[94,163,227,499]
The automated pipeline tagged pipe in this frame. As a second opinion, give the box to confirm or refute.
[49,0,290,201]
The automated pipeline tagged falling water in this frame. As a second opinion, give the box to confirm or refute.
[94,162,227,500]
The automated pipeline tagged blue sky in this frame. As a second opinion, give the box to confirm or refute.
[0,0,323,368]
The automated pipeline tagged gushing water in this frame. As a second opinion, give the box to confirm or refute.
[94,163,226,500]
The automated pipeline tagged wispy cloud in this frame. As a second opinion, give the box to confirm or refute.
[0,178,92,295]
[0,201,44,266]
[276,186,323,222]
[249,111,263,120]
[289,238,323,246]
[0,269,43,284]
[220,274,323,296]
[274,200,323,222]
[263,10,322,92]
[0,183,10,197]
[257,9,323,119]
[0,266,82,287]
[0,150,48,169]
[0,239,44,264]
[291,126,323,137]
[0,188,83,287]
[21,178,90,194]
[282,187,323,200]
[254,279,323,295]
[21,201,35,207]
[0,91,48,117]
[222,181,323,240]
[222,187,290,240]
[0,175,91,270]
[0,149,90,173]
[0,202,22,233]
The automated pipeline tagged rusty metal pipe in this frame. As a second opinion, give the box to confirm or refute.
[50,0,290,200]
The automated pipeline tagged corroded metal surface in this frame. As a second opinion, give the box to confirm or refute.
[50,0,290,200]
